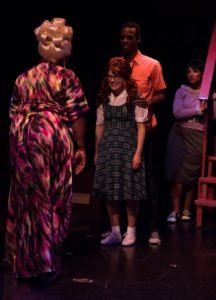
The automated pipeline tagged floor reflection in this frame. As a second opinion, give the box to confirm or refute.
[1,219,216,299]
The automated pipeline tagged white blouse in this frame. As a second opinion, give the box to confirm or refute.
[96,90,148,125]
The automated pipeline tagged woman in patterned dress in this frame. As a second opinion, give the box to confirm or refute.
[94,57,148,246]
[5,18,89,280]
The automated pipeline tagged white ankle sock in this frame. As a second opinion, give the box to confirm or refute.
[126,226,136,235]
[111,226,121,234]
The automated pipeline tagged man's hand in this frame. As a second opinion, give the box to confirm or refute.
[135,97,150,108]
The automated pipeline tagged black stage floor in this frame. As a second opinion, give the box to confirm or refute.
[1,200,216,300]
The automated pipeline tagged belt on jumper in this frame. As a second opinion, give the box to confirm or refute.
[185,116,204,124]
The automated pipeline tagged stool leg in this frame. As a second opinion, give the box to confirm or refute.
[196,206,203,227]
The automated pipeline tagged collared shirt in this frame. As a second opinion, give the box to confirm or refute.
[131,51,166,99]
[130,51,166,127]
[96,90,148,125]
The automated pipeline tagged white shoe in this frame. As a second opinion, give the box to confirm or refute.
[167,211,180,223]
[148,231,161,245]
[100,232,122,245]
[121,233,136,246]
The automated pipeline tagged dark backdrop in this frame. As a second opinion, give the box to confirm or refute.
[0,1,215,215]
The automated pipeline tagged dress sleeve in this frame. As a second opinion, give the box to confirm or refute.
[96,104,104,125]
[63,70,89,122]
[9,84,21,120]
[135,106,149,123]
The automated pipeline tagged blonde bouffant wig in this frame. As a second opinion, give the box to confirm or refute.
[34,18,73,63]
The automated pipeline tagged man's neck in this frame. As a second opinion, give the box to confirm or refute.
[123,49,138,63]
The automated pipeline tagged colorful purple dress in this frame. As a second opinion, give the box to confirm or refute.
[5,62,89,278]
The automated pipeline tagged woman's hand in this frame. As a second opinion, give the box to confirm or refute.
[132,153,142,170]
[74,149,86,175]
[199,100,208,112]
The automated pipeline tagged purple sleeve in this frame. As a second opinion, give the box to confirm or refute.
[173,88,201,120]
[63,70,89,122]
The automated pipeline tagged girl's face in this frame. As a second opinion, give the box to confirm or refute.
[187,67,202,87]
[107,71,126,96]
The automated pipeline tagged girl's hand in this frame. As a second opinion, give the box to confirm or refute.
[132,153,142,170]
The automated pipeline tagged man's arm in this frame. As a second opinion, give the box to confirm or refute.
[136,89,166,108]
[148,89,166,105]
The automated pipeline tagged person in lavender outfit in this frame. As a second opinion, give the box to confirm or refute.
[165,58,207,223]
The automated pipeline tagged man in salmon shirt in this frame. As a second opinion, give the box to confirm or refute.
[120,21,167,245]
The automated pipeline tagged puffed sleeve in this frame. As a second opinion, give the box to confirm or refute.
[135,106,149,123]
[96,104,104,125]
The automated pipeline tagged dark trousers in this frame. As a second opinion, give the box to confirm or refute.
[144,126,165,232]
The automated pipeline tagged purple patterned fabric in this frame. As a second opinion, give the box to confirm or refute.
[5,62,89,278]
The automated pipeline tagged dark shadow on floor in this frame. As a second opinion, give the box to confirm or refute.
[1,201,216,300]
